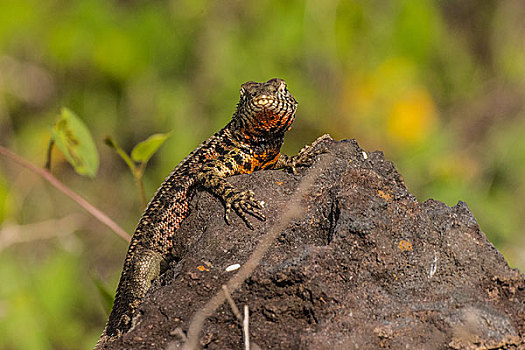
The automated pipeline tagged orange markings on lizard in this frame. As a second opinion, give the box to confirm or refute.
[378,190,392,200]
[398,240,412,251]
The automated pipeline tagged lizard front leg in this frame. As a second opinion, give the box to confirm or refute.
[196,161,265,230]
[274,134,332,174]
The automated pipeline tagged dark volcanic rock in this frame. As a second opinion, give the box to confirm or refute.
[101,138,525,350]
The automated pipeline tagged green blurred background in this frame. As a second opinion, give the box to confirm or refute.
[1,0,525,348]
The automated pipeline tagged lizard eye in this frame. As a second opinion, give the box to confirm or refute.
[278,82,287,94]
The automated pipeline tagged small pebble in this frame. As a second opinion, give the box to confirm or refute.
[225,263,241,272]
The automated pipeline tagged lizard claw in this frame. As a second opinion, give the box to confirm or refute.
[224,203,233,225]
[281,134,332,175]
[287,141,329,174]
[223,190,265,229]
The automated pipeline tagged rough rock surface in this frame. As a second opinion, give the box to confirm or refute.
[101,138,525,349]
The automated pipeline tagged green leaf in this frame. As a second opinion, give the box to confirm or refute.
[51,108,99,178]
[131,132,171,164]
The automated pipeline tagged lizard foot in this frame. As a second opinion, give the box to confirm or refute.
[224,189,266,229]
[287,134,332,175]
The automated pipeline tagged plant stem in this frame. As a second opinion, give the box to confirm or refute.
[0,145,130,242]
[136,162,147,209]
[104,136,135,175]
[104,136,147,209]
[45,138,54,170]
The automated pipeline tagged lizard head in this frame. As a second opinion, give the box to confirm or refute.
[234,78,298,137]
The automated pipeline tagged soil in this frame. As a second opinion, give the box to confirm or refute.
[100,138,525,350]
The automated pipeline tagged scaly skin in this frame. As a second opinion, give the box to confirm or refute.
[98,78,325,343]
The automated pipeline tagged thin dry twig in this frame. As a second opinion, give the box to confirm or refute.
[0,215,83,251]
[0,145,130,242]
[243,305,250,350]
[222,285,242,322]
[183,150,331,350]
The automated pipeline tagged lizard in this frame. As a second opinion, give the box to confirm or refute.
[97,78,326,343]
